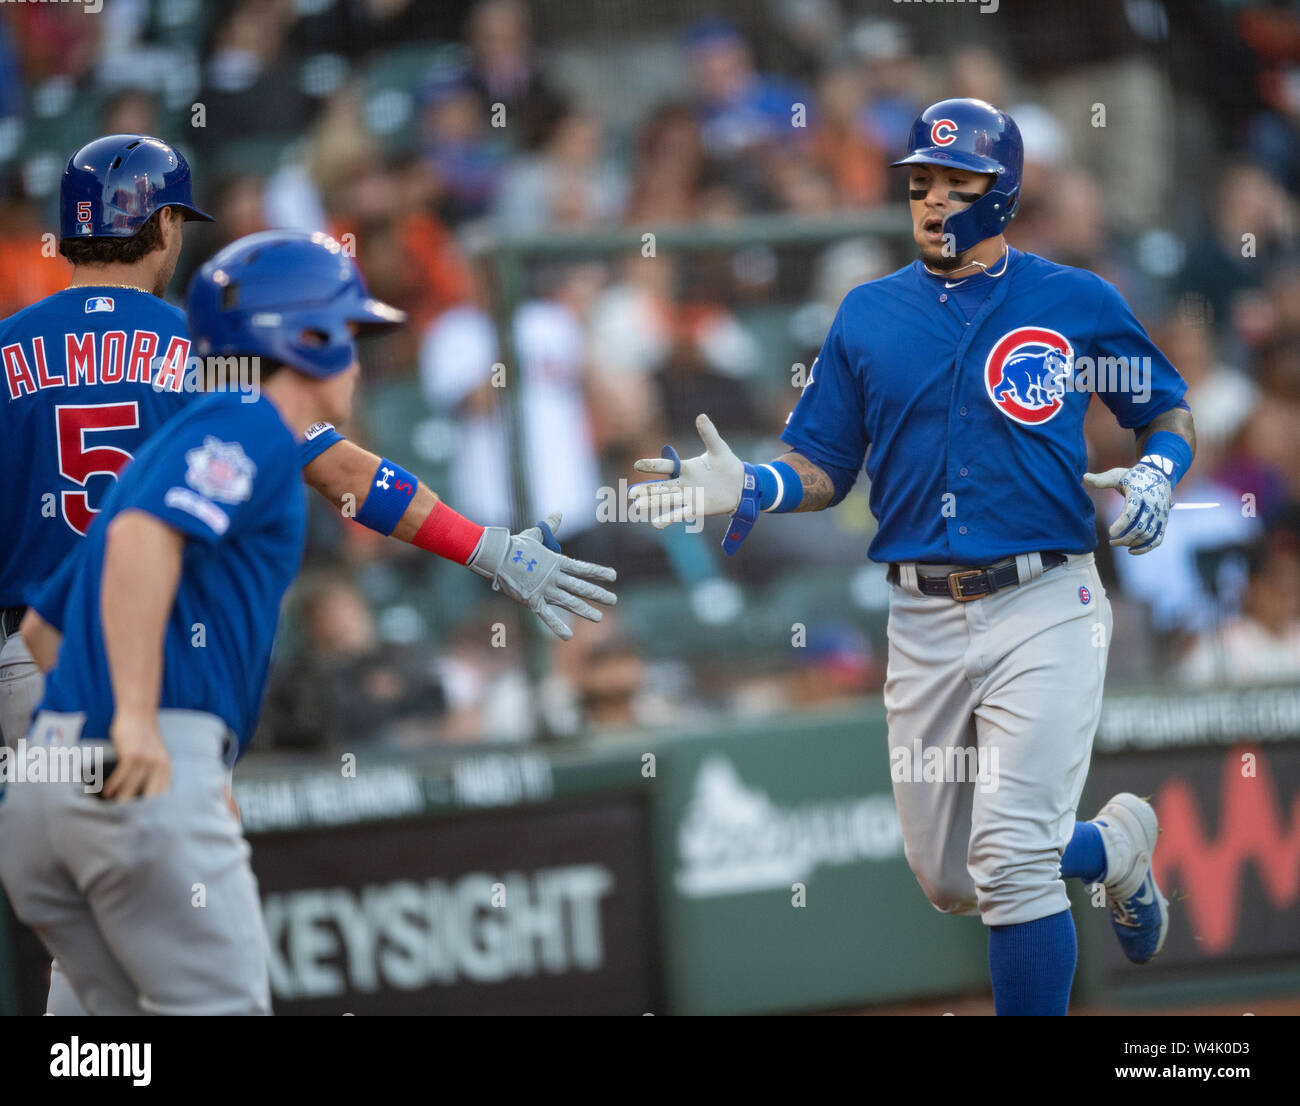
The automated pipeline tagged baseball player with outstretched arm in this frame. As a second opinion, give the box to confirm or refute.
[630,98,1196,1016]
[0,135,614,1015]
[2,137,605,748]
[0,230,616,1015]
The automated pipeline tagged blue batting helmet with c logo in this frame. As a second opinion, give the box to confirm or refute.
[892,98,1023,254]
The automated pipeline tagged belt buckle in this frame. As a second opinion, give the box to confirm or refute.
[947,568,984,602]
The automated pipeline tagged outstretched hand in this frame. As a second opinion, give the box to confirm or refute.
[628,413,745,528]
[468,511,617,640]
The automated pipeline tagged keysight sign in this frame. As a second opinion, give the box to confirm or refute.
[250,795,661,1015]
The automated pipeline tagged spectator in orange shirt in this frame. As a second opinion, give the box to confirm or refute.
[810,62,887,209]
[0,178,68,317]
[336,154,473,337]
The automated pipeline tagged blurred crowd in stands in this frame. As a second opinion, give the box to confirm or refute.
[1,0,1298,748]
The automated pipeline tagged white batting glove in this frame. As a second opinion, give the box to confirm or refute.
[1084,458,1174,555]
[628,414,744,528]
[468,511,617,640]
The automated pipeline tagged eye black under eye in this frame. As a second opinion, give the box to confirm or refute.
[909,188,927,200]
[949,190,981,203]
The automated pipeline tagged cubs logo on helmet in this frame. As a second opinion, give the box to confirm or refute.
[930,118,958,146]
[984,327,1074,426]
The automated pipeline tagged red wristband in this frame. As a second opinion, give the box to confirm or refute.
[411,501,486,564]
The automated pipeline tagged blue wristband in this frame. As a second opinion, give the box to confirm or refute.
[355,457,418,535]
[753,460,803,513]
[722,460,805,554]
[1141,431,1192,487]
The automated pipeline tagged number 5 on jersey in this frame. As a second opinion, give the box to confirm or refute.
[55,401,140,535]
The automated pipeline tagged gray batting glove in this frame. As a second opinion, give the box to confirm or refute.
[1084,459,1174,555]
[628,413,745,528]
[467,511,617,640]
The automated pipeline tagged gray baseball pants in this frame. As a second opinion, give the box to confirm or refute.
[0,708,270,1015]
[884,552,1112,927]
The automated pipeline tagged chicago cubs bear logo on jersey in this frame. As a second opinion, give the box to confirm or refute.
[984,326,1074,426]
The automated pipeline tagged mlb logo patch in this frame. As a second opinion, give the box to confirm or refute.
[85,296,114,314]
[303,421,335,441]
[1079,585,1091,605]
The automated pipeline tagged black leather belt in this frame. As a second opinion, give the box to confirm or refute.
[887,553,1068,602]
[1,605,27,636]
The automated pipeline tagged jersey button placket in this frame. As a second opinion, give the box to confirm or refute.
[953,406,969,545]
[951,269,1012,562]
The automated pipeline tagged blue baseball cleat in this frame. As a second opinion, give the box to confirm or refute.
[1091,792,1169,964]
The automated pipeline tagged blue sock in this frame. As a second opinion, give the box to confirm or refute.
[988,910,1077,1016]
[1060,821,1106,883]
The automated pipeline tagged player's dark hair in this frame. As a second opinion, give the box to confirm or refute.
[58,207,177,266]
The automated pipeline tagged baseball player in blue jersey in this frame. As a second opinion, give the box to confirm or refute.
[0,230,616,1015]
[0,136,615,1015]
[0,135,364,753]
[630,99,1196,1015]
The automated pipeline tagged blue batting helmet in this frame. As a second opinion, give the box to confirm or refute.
[186,230,406,379]
[60,134,214,240]
[891,98,1023,254]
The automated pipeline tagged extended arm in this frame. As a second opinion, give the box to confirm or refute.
[302,437,438,542]
[628,415,848,552]
[303,439,616,640]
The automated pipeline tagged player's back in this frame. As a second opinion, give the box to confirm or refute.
[0,286,192,606]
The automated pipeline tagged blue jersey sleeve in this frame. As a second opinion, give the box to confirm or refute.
[779,300,869,472]
[299,421,343,466]
[1090,279,1188,429]
[122,407,285,544]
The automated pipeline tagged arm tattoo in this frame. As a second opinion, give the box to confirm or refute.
[1135,405,1196,461]
[777,451,835,512]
